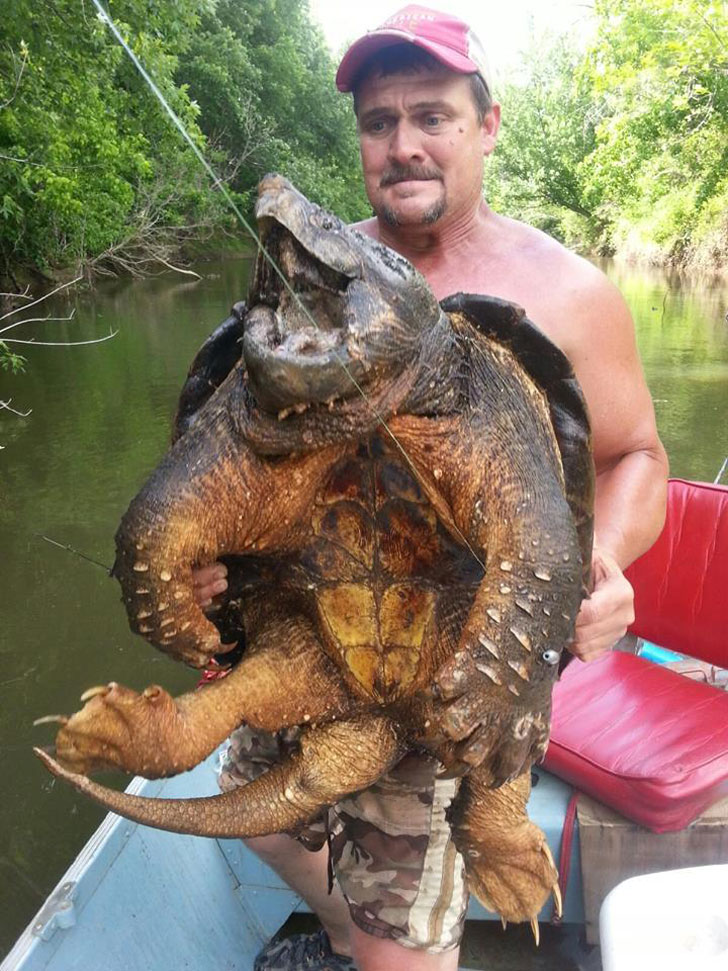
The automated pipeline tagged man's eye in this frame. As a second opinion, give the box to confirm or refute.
[367,119,388,134]
[424,115,443,128]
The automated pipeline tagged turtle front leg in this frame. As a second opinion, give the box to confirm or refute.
[449,765,560,931]
[36,610,353,778]
[35,714,405,839]
[390,414,587,784]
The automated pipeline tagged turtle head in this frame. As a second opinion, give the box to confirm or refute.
[243,174,442,413]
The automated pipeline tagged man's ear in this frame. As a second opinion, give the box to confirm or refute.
[481,103,501,156]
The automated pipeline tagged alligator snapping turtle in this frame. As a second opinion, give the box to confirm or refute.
[36,174,594,927]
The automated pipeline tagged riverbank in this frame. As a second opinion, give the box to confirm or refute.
[0,237,254,309]
[607,217,728,278]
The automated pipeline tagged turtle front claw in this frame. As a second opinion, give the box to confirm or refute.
[35,682,185,778]
[430,650,551,783]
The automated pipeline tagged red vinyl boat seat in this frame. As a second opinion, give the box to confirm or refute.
[544,479,728,831]
[625,478,728,666]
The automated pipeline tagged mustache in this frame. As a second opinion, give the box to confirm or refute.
[379,164,443,188]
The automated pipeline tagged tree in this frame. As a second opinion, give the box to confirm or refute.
[0,0,370,289]
[177,0,369,221]
[485,36,605,249]
[0,0,226,288]
[579,0,728,262]
[485,1,728,267]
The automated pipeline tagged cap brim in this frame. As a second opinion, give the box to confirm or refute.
[336,30,480,92]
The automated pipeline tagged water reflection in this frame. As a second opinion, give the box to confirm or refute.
[0,257,726,954]
[597,260,728,481]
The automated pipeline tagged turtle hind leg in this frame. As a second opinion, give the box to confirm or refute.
[35,713,405,839]
[448,766,560,927]
[39,605,353,779]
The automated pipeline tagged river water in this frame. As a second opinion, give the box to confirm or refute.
[1,258,727,955]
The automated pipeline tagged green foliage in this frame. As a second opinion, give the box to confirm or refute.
[6,0,724,282]
[582,0,728,262]
[0,340,26,373]
[177,0,369,223]
[0,0,368,288]
[488,1,728,266]
[485,37,604,249]
[0,0,219,282]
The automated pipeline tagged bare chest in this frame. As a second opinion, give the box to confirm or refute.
[421,251,576,358]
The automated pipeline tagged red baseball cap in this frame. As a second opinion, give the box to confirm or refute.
[335,5,492,94]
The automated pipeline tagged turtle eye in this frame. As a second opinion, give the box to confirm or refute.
[542,649,559,665]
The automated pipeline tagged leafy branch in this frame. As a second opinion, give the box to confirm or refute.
[87,165,225,279]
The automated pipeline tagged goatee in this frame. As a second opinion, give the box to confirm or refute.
[377,198,447,227]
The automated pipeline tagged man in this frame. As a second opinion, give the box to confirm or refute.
[194,6,668,969]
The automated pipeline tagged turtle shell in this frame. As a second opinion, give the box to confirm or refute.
[440,292,595,595]
[172,301,246,443]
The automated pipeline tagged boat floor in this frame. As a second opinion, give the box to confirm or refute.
[3,754,592,971]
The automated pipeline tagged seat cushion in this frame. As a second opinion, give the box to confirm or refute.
[625,478,728,666]
[543,652,728,832]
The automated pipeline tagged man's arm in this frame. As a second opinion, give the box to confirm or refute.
[593,448,668,569]
[563,270,669,661]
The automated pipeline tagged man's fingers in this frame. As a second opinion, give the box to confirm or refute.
[575,573,634,630]
[570,623,629,661]
[196,579,228,604]
[574,595,600,629]
[577,592,634,632]
[192,562,228,587]
[570,548,635,662]
[191,562,228,607]
[572,596,632,656]
[572,645,610,663]
[591,546,623,580]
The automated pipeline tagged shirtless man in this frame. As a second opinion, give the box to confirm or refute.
[195,8,668,970]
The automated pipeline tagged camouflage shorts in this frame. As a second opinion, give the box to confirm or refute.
[218,724,468,952]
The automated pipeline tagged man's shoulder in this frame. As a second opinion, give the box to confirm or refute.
[494,214,605,287]
[478,214,633,362]
[496,215,626,318]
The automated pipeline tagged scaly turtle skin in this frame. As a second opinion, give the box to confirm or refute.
[36,175,594,926]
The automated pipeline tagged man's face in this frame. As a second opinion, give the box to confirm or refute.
[355,64,498,229]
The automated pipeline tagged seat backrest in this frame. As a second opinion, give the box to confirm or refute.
[624,478,728,666]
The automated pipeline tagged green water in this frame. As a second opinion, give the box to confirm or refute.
[1,258,727,956]
[600,262,728,480]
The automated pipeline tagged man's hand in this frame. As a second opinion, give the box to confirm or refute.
[192,562,228,607]
[570,548,634,662]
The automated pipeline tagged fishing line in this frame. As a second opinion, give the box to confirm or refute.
[37,534,112,573]
[90,0,486,572]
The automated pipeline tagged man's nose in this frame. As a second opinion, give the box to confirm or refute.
[387,121,425,164]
